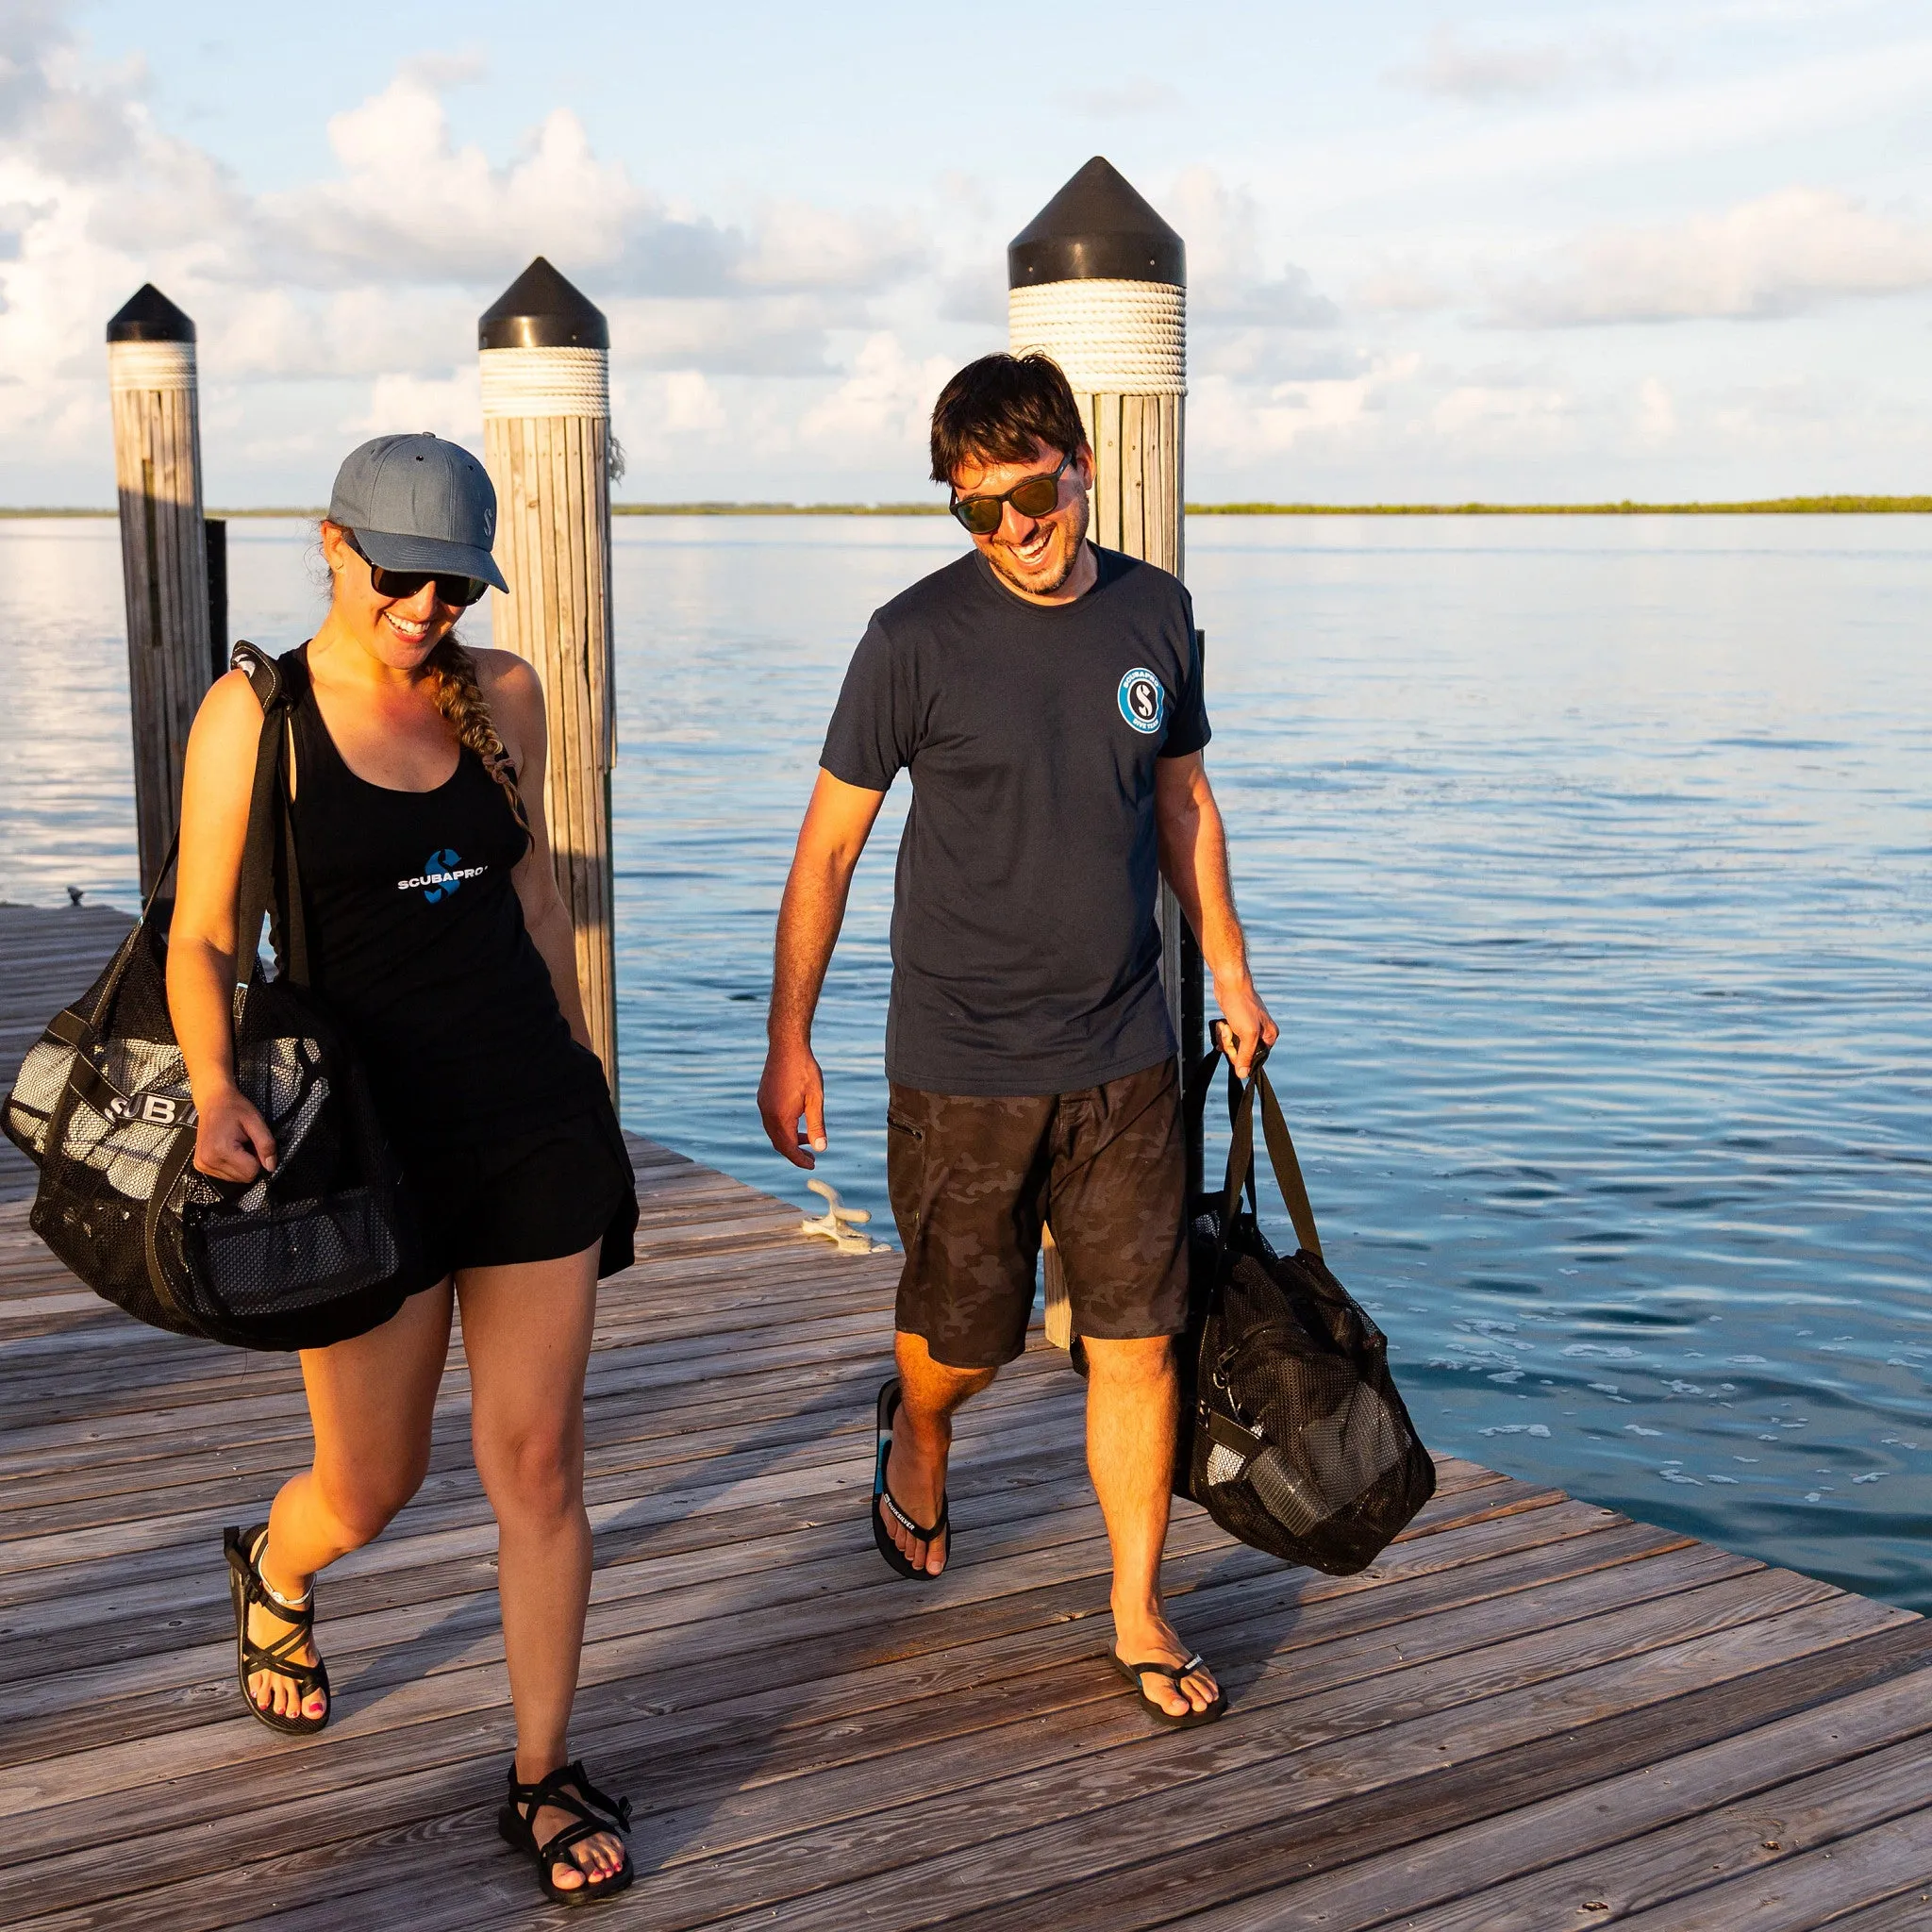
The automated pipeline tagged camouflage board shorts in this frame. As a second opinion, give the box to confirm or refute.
[886,1057,1189,1370]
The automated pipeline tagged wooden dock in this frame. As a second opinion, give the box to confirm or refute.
[2,905,1929,1929]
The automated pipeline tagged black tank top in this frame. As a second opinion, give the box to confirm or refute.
[283,646,607,1148]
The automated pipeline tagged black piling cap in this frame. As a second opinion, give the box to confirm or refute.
[479,257,608,351]
[1008,158,1184,290]
[107,284,194,344]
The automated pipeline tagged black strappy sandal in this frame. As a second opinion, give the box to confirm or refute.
[1110,1650,1227,1729]
[872,1377,950,1582]
[223,1523,330,1736]
[498,1758,635,1906]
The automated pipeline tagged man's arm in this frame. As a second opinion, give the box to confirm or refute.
[758,769,889,1168]
[1154,752,1278,1079]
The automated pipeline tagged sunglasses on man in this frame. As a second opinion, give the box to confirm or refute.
[948,451,1074,537]
[342,530,490,608]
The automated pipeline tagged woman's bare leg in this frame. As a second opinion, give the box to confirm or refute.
[458,1241,623,1890]
[247,1282,455,1720]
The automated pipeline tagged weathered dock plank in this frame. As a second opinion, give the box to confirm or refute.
[1,907,1928,1930]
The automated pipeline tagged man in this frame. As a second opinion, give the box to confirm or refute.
[757,352,1275,1724]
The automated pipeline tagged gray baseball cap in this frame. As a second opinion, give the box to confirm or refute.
[326,433,508,592]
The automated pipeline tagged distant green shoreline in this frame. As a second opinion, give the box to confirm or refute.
[5,493,1928,520]
[1187,495,1932,516]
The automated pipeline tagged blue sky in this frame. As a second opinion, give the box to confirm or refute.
[3,0,1929,503]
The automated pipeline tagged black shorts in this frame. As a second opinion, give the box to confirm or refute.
[886,1058,1189,1370]
[397,1101,638,1292]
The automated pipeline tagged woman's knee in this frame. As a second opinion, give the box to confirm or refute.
[475,1416,583,1522]
[316,1445,430,1548]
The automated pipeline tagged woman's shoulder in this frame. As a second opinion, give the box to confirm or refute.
[192,665,270,740]
[467,647,544,757]
[469,646,542,704]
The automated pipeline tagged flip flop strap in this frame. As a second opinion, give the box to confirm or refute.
[1122,1653,1207,1682]
[878,1477,948,1542]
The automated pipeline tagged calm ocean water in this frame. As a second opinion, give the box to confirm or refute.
[3,512,1927,1610]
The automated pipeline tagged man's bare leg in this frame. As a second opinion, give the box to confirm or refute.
[1084,1335,1219,1717]
[881,1329,995,1577]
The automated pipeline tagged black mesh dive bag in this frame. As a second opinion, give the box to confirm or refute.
[1175,1049,1435,1574]
[3,645,416,1350]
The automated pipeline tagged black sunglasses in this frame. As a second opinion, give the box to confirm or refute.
[949,451,1074,537]
[342,530,490,608]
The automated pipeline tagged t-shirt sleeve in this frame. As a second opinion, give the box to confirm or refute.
[1160,596,1211,759]
[820,614,916,791]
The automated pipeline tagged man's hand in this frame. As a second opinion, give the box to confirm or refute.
[758,1039,828,1169]
[1211,978,1279,1081]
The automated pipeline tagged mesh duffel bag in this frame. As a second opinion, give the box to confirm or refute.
[3,644,417,1350]
[1175,1047,1436,1574]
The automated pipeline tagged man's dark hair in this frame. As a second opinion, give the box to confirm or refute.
[929,352,1089,485]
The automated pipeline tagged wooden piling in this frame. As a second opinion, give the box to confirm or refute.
[1008,159,1205,1182]
[478,258,620,1099]
[107,286,212,896]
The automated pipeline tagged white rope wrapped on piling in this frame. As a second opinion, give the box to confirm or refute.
[108,341,197,392]
[480,346,609,420]
[1008,280,1186,396]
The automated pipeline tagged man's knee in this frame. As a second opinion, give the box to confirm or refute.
[1082,1334,1176,1386]
[895,1330,1002,1406]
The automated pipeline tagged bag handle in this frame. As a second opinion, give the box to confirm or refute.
[1212,1050,1324,1262]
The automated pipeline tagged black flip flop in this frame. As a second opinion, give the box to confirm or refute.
[1110,1650,1227,1729]
[872,1377,949,1582]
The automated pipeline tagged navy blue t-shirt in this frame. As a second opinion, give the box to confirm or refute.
[820,544,1208,1096]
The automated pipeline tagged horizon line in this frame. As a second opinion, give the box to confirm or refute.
[2,493,1928,520]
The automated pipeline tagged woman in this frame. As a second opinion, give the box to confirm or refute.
[168,433,639,1906]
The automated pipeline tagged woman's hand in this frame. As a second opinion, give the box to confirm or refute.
[193,1084,278,1183]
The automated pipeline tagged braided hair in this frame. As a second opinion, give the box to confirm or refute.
[425,634,533,847]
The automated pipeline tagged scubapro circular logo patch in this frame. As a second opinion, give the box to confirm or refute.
[1118,668,1166,735]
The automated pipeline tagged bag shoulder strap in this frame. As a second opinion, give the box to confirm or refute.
[230,641,309,987]
[230,640,282,709]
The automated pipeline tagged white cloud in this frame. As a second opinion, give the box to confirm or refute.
[1394,27,1658,102]
[1166,169,1337,327]
[1493,188,1932,325]
[347,367,483,442]
[1191,353,1424,459]
[1398,29,1574,100]
[1431,380,1574,443]
[0,12,929,489]
[1636,376,1678,445]
[797,332,952,458]
[736,201,925,293]
[1350,263,1454,314]
[1058,79,1182,118]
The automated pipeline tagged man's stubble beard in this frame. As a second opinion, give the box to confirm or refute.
[984,491,1091,599]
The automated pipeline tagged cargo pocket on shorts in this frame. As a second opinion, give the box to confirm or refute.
[885,1102,926,1243]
